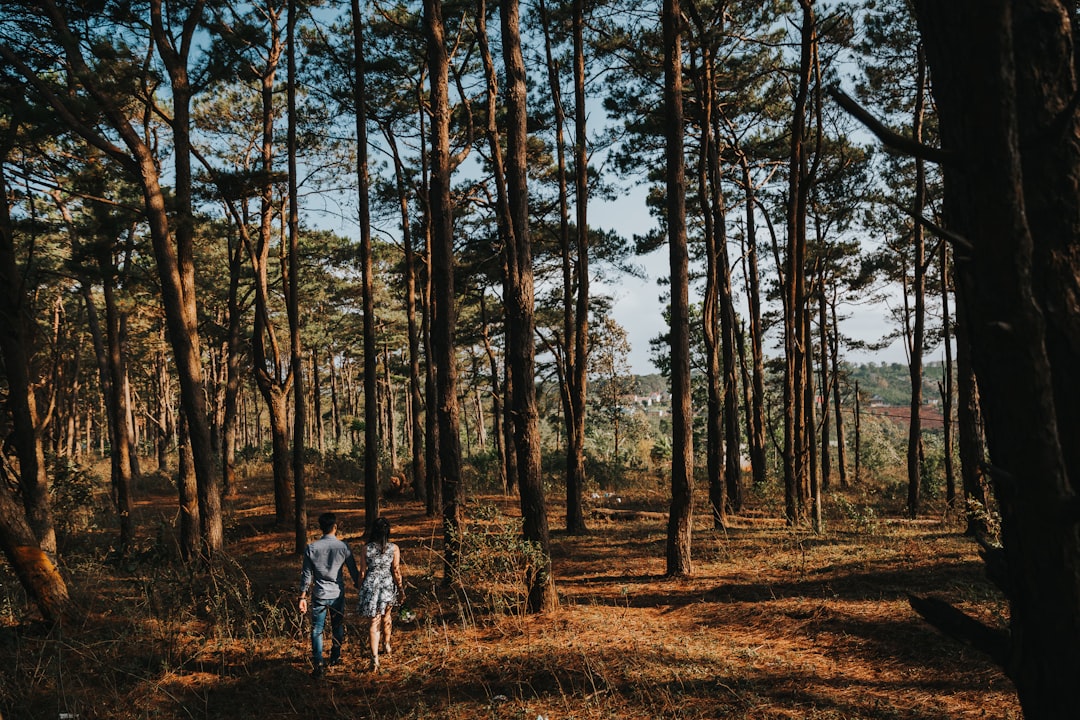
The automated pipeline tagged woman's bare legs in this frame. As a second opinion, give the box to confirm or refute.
[368,615,381,670]
[380,609,393,655]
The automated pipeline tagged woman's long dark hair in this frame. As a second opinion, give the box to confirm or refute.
[367,517,391,552]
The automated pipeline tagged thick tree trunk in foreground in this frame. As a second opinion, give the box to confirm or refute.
[910,2,1080,714]
[0,157,57,558]
[0,482,68,623]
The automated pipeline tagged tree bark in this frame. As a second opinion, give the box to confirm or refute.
[783,0,816,526]
[500,0,557,611]
[829,297,848,488]
[663,0,694,577]
[222,226,244,497]
[98,272,135,552]
[906,44,928,519]
[0,150,57,556]
[148,0,223,555]
[737,153,768,488]
[688,38,727,531]
[0,480,69,623]
[425,0,464,578]
[911,2,1080,713]
[384,125,426,502]
[287,0,307,552]
[568,0,591,534]
[176,413,200,562]
[352,0,379,534]
[537,0,587,535]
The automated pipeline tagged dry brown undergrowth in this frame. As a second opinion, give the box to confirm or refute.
[0,476,1020,720]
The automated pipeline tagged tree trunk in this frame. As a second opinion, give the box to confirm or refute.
[352,0,380,534]
[829,297,848,488]
[663,0,693,577]
[100,274,135,552]
[149,0,223,556]
[783,0,816,526]
[425,0,463,577]
[818,290,831,492]
[286,0,308,552]
[0,154,57,556]
[500,0,557,611]
[939,237,956,505]
[385,125,426,501]
[311,349,325,455]
[689,39,726,531]
[538,0,587,535]
[222,227,243,497]
[176,413,200,562]
[0,480,69,623]
[480,295,508,494]
[954,297,989,535]
[911,3,1080,713]
[568,0,590,534]
[737,155,768,488]
[906,44,928,519]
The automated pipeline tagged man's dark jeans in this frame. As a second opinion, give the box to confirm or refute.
[310,595,345,666]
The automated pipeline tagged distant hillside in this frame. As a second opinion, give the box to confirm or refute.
[846,361,948,407]
[624,362,949,409]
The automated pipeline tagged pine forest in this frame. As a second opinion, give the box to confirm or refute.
[1,1,1078,718]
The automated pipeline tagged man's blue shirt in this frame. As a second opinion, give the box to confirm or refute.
[300,534,360,601]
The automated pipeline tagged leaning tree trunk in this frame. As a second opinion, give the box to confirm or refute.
[0,155,57,556]
[909,2,1080,714]
[0,481,69,623]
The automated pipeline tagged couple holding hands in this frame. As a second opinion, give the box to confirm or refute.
[298,512,404,677]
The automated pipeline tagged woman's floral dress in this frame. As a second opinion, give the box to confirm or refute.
[357,542,399,617]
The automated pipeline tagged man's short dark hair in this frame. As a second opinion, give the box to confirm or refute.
[318,512,337,534]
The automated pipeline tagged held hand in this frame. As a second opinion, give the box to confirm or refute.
[299,597,308,614]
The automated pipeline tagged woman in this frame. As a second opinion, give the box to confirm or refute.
[357,517,404,670]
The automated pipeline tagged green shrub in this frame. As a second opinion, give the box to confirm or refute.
[50,457,104,537]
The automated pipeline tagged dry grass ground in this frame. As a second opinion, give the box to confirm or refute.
[0,468,1020,719]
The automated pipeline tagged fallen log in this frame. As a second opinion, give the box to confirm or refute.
[590,507,668,521]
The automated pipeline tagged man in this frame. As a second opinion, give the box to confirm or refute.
[299,512,360,677]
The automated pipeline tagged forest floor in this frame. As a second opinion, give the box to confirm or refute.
[0,466,1021,719]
